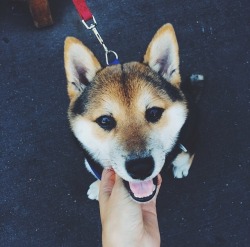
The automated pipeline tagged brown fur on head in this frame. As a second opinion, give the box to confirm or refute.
[64,24,188,190]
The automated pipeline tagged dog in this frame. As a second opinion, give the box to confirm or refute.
[64,23,202,203]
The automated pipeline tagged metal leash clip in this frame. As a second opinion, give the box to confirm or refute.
[82,16,119,65]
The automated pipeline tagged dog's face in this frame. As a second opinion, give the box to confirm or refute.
[64,24,188,202]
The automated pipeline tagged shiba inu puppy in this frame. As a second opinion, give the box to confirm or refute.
[64,24,201,203]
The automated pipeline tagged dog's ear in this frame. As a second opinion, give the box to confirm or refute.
[64,37,101,99]
[144,24,181,88]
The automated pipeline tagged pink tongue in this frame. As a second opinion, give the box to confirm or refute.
[129,180,155,198]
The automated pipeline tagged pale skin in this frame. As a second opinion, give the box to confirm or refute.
[99,169,162,247]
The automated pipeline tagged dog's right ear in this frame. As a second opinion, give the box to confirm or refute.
[144,24,181,88]
[64,37,101,100]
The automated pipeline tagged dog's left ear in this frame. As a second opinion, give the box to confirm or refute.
[64,37,102,100]
[144,24,181,88]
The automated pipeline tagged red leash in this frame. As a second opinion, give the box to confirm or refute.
[72,0,119,65]
[72,0,92,21]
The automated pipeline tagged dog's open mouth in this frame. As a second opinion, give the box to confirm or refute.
[123,176,158,203]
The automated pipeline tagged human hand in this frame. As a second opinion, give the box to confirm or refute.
[99,169,162,247]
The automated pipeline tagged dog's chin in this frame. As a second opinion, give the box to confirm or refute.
[123,176,158,203]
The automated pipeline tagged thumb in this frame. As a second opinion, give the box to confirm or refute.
[110,173,130,198]
[99,169,116,204]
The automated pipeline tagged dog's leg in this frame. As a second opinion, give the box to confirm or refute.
[87,180,100,200]
[172,152,194,178]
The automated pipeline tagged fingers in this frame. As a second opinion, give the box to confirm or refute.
[113,173,126,191]
[155,174,162,199]
[99,169,116,204]
[111,173,132,200]
[145,174,162,206]
[150,174,162,205]
[157,173,162,186]
[141,174,162,237]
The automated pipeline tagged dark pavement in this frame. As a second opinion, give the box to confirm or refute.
[0,0,249,246]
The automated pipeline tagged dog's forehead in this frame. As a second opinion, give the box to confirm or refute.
[70,62,185,121]
[94,62,153,97]
[90,62,182,108]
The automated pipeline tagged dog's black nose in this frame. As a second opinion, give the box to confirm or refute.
[125,157,155,180]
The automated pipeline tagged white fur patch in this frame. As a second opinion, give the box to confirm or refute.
[67,43,100,83]
[72,117,111,166]
[72,117,133,181]
[154,102,187,152]
[87,180,100,200]
[172,153,194,178]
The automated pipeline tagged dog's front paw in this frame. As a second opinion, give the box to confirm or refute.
[87,180,100,200]
[173,165,190,178]
[172,153,194,179]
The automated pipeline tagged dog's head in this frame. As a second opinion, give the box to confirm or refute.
[64,24,188,202]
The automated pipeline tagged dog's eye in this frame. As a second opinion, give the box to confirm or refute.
[96,115,116,131]
[145,107,164,123]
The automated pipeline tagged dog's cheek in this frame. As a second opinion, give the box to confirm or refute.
[108,144,133,181]
[155,103,187,151]
[71,117,111,161]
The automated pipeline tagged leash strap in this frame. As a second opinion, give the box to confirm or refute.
[72,0,119,65]
[72,0,92,21]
